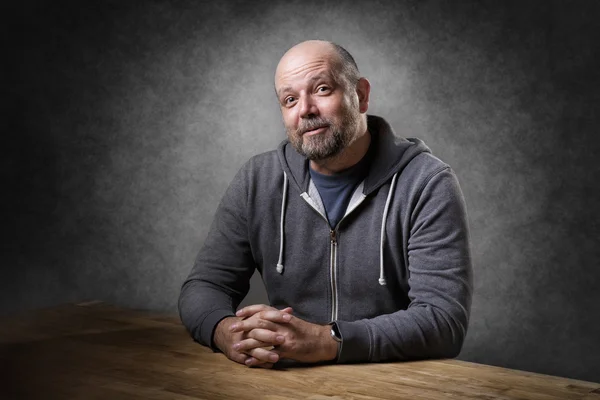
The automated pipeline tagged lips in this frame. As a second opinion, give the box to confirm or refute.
[302,125,328,136]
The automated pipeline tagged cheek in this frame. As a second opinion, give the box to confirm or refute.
[322,98,346,119]
[282,110,298,129]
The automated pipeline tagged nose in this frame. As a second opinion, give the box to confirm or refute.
[298,94,319,119]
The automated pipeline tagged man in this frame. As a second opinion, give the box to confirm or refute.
[179,40,473,369]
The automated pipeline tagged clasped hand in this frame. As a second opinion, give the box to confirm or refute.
[214,304,336,368]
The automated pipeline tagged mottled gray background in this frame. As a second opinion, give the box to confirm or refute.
[4,0,600,383]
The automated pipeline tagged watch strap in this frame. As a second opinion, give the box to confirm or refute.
[328,322,342,361]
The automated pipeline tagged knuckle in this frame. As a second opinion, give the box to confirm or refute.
[246,330,257,340]
[248,331,262,342]
[252,329,267,342]
[273,311,284,321]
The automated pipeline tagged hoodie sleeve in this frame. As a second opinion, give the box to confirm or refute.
[178,163,256,350]
[335,167,473,363]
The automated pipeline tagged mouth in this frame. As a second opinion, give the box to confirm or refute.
[302,125,329,136]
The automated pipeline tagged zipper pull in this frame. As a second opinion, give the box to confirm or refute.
[330,230,337,244]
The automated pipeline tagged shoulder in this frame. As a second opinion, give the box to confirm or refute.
[221,148,282,204]
[246,149,280,169]
[400,151,452,188]
[229,148,284,191]
[408,154,467,210]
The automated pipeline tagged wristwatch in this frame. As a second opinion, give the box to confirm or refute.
[329,322,342,361]
[329,322,342,342]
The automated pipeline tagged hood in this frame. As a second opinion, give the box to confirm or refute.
[276,114,431,195]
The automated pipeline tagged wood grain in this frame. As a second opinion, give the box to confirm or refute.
[0,302,598,399]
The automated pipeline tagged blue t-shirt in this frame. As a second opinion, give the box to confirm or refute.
[309,149,372,229]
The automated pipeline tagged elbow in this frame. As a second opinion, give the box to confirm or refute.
[178,279,190,321]
[436,315,468,359]
[440,335,464,359]
[427,331,464,360]
[427,305,469,359]
[177,288,186,324]
[178,277,200,332]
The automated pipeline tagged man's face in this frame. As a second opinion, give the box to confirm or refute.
[275,54,362,161]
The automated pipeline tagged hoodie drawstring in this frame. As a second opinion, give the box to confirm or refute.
[379,172,399,285]
[276,172,288,274]
[276,170,397,284]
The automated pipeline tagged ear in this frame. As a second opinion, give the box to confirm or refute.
[356,77,371,113]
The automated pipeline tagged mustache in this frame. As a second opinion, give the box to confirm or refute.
[296,118,331,136]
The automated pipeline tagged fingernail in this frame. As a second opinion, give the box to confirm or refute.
[236,310,243,316]
[230,324,238,331]
[245,358,254,366]
[233,343,240,350]
[269,354,279,362]
[276,335,285,343]
[282,314,291,321]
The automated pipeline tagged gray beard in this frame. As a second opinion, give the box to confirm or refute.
[287,110,361,161]
[293,124,350,161]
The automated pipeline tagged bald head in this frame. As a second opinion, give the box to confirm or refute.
[275,40,360,91]
[273,39,371,167]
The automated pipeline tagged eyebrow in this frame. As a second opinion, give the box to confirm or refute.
[276,74,335,98]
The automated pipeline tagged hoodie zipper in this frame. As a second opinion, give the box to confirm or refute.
[330,229,338,321]
[301,191,368,322]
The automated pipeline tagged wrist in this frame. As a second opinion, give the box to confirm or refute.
[213,316,239,352]
[319,324,340,362]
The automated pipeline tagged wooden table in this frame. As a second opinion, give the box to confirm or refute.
[0,302,598,399]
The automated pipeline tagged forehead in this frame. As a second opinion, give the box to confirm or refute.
[274,50,338,92]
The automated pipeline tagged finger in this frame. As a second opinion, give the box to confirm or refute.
[236,305,294,318]
[233,337,282,352]
[230,318,281,333]
[236,304,274,318]
[245,329,286,345]
[229,351,250,365]
[245,347,280,364]
[271,348,287,360]
[258,309,293,324]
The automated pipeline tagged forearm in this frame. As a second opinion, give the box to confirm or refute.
[178,279,237,348]
[335,303,468,363]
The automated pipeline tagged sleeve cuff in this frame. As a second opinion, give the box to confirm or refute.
[334,320,372,363]
[199,309,235,352]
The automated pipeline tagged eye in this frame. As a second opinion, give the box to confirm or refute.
[284,96,296,106]
[317,86,330,93]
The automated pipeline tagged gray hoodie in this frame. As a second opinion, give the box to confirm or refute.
[179,115,473,363]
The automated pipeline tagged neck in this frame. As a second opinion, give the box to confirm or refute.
[310,129,371,175]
